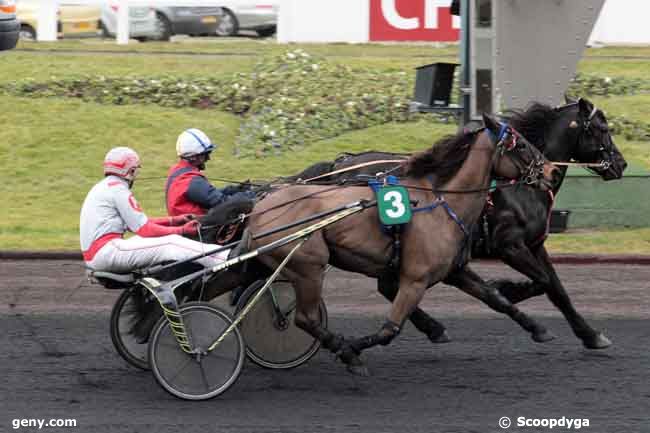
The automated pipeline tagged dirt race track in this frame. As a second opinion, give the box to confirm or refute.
[1,260,649,433]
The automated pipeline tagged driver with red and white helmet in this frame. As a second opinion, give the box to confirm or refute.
[80,147,229,273]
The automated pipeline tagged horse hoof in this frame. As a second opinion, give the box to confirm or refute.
[583,333,612,349]
[347,364,370,377]
[429,330,451,344]
[532,329,555,343]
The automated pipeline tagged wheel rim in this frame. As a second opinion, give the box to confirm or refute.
[19,30,35,41]
[238,281,325,369]
[216,14,234,36]
[149,303,244,400]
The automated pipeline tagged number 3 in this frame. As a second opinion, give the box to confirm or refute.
[384,190,405,218]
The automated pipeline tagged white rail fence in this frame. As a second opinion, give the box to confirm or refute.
[36,0,282,44]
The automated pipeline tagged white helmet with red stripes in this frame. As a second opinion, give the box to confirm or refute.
[103,147,141,181]
[176,128,215,158]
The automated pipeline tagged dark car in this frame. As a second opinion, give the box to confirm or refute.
[154,6,223,40]
[0,0,19,51]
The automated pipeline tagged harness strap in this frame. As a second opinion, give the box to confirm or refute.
[164,167,195,214]
[411,175,469,236]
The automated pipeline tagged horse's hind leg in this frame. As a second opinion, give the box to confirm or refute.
[377,275,450,343]
[444,265,555,343]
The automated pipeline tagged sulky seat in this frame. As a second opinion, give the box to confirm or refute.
[86,269,137,289]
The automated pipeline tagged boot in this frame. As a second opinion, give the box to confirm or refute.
[228,228,252,260]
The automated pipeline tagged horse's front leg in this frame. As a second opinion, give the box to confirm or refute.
[444,265,554,343]
[534,246,611,349]
[377,274,450,343]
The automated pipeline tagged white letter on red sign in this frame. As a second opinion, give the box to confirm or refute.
[381,0,419,30]
[425,0,450,29]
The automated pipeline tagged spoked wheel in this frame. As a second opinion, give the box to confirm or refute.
[236,280,327,370]
[110,287,152,370]
[149,302,245,400]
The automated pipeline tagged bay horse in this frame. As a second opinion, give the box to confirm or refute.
[247,114,558,375]
[286,97,627,349]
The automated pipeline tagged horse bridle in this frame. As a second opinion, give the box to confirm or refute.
[556,101,615,173]
[581,104,616,173]
[491,123,548,186]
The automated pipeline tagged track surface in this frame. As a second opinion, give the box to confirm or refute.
[1,260,649,432]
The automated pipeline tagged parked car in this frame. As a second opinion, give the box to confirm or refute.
[0,0,19,50]
[154,7,223,40]
[100,3,159,42]
[215,3,277,38]
[17,0,100,41]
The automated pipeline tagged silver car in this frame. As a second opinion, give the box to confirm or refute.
[155,7,223,40]
[100,4,160,42]
[0,0,19,50]
[215,3,277,37]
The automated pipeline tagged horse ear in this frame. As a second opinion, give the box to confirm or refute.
[482,113,500,135]
[564,93,577,104]
[578,97,593,116]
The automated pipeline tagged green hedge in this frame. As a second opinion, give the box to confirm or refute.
[3,51,649,156]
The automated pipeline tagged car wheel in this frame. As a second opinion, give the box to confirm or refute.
[19,24,36,41]
[256,27,276,38]
[215,8,239,37]
[155,12,172,41]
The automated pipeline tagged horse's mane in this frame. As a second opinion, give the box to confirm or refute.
[502,102,561,151]
[405,130,478,182]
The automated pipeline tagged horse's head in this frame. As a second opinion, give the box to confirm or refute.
[482,113,559,191]
[555,97,627,180]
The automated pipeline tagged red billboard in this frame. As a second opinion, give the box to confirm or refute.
[370,0,460,42]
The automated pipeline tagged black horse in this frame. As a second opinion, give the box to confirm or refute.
[285,97,627,349]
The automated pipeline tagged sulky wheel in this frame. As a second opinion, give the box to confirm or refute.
[110,287,151,370]
[235,280,327,370]
[148,302,245,400]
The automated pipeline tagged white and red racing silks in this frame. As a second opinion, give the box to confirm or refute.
[80,176,147,261]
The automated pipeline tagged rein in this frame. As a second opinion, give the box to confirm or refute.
[549,161,608,168]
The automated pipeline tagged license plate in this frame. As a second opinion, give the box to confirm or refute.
[74,22,91,30]
[201,16,217,23]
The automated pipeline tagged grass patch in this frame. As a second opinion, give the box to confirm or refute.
[0,51,257,84]
[2,42,650,253]
[547,228,650,255]
[0,96,454,250]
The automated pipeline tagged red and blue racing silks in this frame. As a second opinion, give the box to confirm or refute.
[165,160,253,217]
